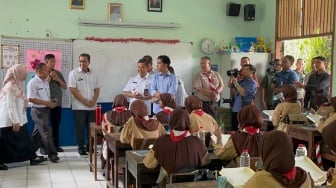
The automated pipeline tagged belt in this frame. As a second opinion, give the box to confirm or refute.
[32,107,49,109]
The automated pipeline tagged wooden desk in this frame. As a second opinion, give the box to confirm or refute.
[105,133,132,188]
[167,180,217,188]
[126,150,160,188]
[89,123,103,181]
[287,124,322,158]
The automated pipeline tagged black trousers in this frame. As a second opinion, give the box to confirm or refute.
[73,110,95,150]
[231,112,239,131]
[50,106,62,147]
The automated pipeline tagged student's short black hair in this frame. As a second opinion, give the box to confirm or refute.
[313,56,328,67]
[79,53,90,62]
[36,63,46,73]
[241,56,250,62]
[201,56,211,62]
[44,54,55,60]
[157,55,170,66]
[142,55,153,65]
[138,58,146,64]
[243,64,256,74]
[168,66,175,74]
[284,55,295,65]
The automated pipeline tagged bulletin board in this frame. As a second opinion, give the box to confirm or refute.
[73,40,193,103]
[1,36,73,108]
[1,44,19,68]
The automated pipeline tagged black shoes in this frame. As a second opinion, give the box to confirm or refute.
[56,147,64,152]
[40,147,47,155]
[49,155,60,163]
[30,156,47,166]
[0,163,8,170]
[79,149,88,156]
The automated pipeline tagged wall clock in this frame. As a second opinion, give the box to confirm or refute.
[201,38,216,54]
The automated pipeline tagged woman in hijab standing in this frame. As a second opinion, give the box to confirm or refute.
[244,130,313,187]
[143,109,210,182]
[272,84,301,129]
[185,95,218,134]
[214,105,262,164]
[120,100,166,149]
[0,64,46,170]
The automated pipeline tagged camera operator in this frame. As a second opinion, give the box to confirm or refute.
[260,59,282,110]
[227,64,257,131]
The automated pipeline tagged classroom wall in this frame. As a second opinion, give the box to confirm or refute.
[0,0,270,76]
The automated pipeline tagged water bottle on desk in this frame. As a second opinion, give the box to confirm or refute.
[240,149,250,167]
[295,144,307,157]
[199,126,206,145]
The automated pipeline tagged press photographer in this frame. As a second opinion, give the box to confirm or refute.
[227,64,257,131]
[260,59,282,110]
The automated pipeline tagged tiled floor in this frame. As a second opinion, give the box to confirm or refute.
[0,147,109,188]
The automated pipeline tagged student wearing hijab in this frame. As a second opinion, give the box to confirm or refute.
[120,100,166,149]
[155,93,177,126]
[101,94,132,170]
[214,105,262,164]
[244,130,314,188]
[272,84,301,129]
[101,94,132,134]
[143,109,210,182]
[0,64,47,170]
[184,95,218,134]
[322,119,336,186]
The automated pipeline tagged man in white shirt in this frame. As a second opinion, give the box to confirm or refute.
[68,53,101,155]
[27,63,59,163]
[123,58,152,114]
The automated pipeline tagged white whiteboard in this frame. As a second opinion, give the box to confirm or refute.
[73,40,193,102]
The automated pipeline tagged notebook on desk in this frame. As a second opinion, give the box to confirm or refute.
[306,114,321,127]
[132,150,149,157]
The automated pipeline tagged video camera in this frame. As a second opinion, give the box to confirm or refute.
[226,68,239,77]
[266,61,277,75]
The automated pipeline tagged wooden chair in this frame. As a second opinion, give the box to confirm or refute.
[132,138,157,150]
[89,123,104,181]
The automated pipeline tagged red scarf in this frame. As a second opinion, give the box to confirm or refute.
[163,107,173,115]
[203,72,216,91]
[283,167,296,180]
[113,106,126,113]
[244,126,259,135]
[169,130,188,142]
[193,109,204,116]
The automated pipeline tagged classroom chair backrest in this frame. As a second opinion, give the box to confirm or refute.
[132,138,157,150]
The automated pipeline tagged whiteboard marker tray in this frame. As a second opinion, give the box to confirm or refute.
[219,167,255,187]
[295,156,326,185]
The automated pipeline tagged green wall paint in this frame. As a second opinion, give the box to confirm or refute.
[0,0,271,80]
